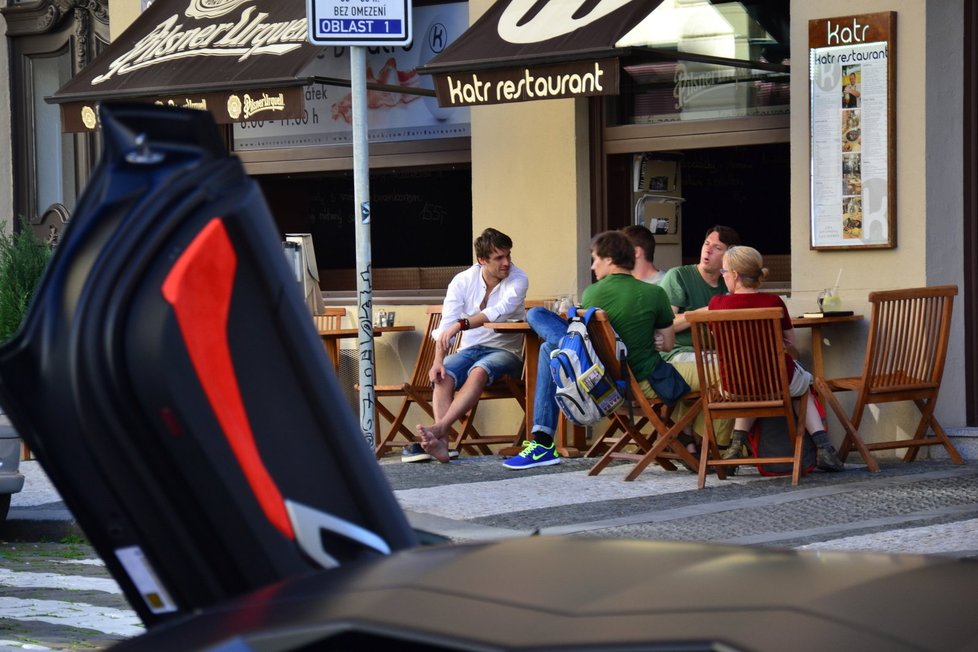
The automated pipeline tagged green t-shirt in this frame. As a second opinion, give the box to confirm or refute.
[581,273,674,381]
[658,264,727,360]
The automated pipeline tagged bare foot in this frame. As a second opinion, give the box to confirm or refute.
[418,425,450,463]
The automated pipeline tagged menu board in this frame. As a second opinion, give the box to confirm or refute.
[808,12,895,249]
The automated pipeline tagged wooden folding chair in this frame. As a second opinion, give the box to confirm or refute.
[812,285,961,469]
[373,305,447,458]
[586,310,701,481]
[452,368,527,455]
[313,307,347,329]
[372,306,526,458]
[688,307,809,488]
[313,307,348,369]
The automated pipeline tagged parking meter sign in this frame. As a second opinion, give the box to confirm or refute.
[307,0,412,46]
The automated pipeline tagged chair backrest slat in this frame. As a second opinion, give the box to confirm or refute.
[586,311,623,378]
[408,306,445,388]
[687,306,812,485]
[312,307,346,332]
[864,286,956,389]
[689,308,789,405]
[588,310,663,417]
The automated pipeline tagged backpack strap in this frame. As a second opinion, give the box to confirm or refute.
[579,306,599,323]
[567,305,580,321]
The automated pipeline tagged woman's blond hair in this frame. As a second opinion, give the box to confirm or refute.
[724,246,768,289]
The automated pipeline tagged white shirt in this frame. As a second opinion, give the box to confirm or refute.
[433,263,528,356]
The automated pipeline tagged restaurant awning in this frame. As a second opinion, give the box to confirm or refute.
[50,0,434,132]
[417,0,790,108]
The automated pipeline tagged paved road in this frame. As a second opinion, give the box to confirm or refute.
[2,455,977,650]
[382,455,978,557]
[0,542,142,651]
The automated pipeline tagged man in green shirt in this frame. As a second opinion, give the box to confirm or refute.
[658,225,741,362]
[503,231,677,470]
[581,235,675,382]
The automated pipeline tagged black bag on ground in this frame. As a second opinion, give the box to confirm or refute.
[0,103,415,627]
[746,414,818,476]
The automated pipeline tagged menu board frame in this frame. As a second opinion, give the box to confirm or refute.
[808,12,896,250]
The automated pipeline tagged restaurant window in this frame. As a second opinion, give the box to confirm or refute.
[599,1,791,282]
[2,0,108,229]
[606,143,790,288]
[227,0,473,297]
[606,0,790,126]
[257,165,473,296]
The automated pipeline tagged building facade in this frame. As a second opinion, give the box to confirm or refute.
[5,0,976,452]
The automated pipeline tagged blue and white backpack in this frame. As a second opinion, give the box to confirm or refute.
[549,307,627,426]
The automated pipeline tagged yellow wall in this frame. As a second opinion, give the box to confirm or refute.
[790,1,927,306]
[468,0,593,302]
[471,99,592,300]
[789,0,967,447]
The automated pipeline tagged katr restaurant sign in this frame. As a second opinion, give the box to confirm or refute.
[432,58,619,107]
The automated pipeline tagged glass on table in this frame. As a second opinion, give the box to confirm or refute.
[817,288,843,312]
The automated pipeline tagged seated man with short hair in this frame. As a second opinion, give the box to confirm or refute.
[413,228,528,463]
[509,230,680,470]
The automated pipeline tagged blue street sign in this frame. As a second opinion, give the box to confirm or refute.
[307,0,412,46]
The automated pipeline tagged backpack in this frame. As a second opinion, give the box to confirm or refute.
[745,390,824,476]
[549,306,627,426]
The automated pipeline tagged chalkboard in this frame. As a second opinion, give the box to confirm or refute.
[257,167,473,269]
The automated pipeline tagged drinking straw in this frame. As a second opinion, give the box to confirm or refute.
[834,268,843,289]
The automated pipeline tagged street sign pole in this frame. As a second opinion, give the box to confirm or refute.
[306,0,412,448]
[350,45,375,449]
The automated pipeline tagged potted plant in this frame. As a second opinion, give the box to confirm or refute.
[0,219,51,502]
[0,219,52,342]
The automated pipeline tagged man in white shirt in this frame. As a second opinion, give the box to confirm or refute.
[410,228,528,463]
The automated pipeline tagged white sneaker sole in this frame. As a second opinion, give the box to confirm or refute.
[402,449,460,463]
[503,457,561,470]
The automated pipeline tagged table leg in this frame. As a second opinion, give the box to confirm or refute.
[322,338,341,373]
[556,417,585,458]
[808,325,825,378]
[497,333,584,458]
[524,333,538,438]
[500,334,538,457]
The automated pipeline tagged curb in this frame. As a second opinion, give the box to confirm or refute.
[1,518,85,542]
[2,507,86,542]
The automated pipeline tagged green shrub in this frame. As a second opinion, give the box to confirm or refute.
[0,220,52,342]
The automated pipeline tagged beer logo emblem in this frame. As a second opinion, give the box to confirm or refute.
[81,106,97,130]
[227,94,242,120]
[185,0,252,19]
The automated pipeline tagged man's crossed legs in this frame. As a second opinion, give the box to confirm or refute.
[416,346,522,462]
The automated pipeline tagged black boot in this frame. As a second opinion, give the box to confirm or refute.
[722,429,748,460]
[811,430,845,472]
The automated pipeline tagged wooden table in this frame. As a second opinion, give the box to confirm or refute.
[484,321,586,457]
[319,325,415,372]
[791,314,864,378]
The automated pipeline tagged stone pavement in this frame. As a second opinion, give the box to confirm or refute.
[381,454,978,558]
[5,455,978,558]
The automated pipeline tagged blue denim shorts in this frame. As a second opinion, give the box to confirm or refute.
[443,345,522,387]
